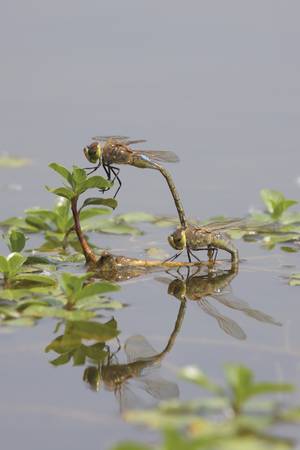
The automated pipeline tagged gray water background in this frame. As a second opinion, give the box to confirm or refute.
[0,1,300,449]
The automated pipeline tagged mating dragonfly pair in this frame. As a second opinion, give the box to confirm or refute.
[83,135,239,265]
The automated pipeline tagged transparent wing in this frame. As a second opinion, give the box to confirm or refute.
[116,382,145,413]
[198,298,246,340]
[124,335,158,363]
[137,374,179,400]
[213,287,250,310]
[92,135,131,142]
[243,308,282,326]
[213,290,282,326]
[196,218,247,232]
[133,150,179,163]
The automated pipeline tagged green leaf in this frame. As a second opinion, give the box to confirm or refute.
[23,305,94,320]
[81,197,118,210]
[180,366,224,395]
[12,274,56,286]
[7,252,27,276]
[45,186,75,200]
[50,353,72,366]
[260,189,298,220]
[0,256,9,274]
[74,281,119,301]
[0,155,31,168]
[79,207,112,221]
[289,273,300,286]
[6,229,26,252]
[66,319,119,341]
[77,176,111,194]
[116,212,157,223]
[84,343,107,361]
[72,346,86,365]
[49,163,73,185]
[59,272,92,298]
[112,444,151,450]
[45,334,81,354]
[82,217,142,235]
[248,382,294,397]
[72,167,87,186]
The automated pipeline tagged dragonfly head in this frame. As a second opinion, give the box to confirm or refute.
[168,228,186,250]
[83,142,102,164]
[83,366,102,392]
[168,279,186,300]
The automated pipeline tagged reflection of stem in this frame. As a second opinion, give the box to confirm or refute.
[159,300,187,357]
[71,196,97,264]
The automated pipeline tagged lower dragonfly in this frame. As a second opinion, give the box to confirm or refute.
[167,219,242,265]
[83,135,187,228]
[160,266,281,340]
[83,301,186,412]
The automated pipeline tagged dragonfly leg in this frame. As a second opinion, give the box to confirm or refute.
[164,251,183,263]
[109,166,122,198]
[85,160,102,175]
[99,164,112,193]
[187,249,202,262]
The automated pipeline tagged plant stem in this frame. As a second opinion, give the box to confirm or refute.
[71,196,97,264]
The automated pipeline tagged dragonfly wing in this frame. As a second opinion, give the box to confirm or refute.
[137,374,179,400]
[92,135,130,142]
[213,288,250,310]
[196,218,246,232]
[198,299,246,340]
[124,139,147,145]
[133,150,180,163]
[116,382,145,413]
[124,335,158,363]
[243,308,282,326]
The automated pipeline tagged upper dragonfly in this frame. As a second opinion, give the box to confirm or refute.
[83,135,187,227]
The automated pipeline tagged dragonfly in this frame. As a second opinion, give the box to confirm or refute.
[167,219,243,265]
[83,135,187,228]
[83,300,186,412]
[160,266,281,340]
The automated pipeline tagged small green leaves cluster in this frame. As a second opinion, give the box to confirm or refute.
[114,364,300,450]
[45,318,119,366]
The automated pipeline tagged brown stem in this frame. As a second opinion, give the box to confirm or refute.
[71,196,97,264]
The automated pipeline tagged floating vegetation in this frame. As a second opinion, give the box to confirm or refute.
[112,365,300,450]
[0,153,31,168]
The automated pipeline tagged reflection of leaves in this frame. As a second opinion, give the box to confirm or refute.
[289,273,300,286]
[45,318,118,366]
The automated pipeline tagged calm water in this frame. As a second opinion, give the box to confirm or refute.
[1,1,300,449]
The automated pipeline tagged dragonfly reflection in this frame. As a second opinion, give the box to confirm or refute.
[83,300,186,412]
[159,265,281,340]
[83,136,187,227]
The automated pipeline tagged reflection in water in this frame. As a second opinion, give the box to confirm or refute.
[160,264,281,340]
[83,301,186,412]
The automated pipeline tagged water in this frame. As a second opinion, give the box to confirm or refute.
[1,1,300,449]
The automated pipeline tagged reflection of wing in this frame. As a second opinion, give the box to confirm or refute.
[213,289,282,326]
[243,309,282,326]
[137,375,179,400]
[213,287,250,310]
[116,382,145,413]
[198,299,246,340]
[133,150,179,163]
[124,335,158,363]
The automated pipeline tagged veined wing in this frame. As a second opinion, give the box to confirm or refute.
[92,136,147,146]
[132,150,179,163]
[195,218,246,232]
[116,382,145,413]
[92,135,130,142]
[213,289,281,326]
[198,298,246,340]
[137,374,179,400]
[124,335,159,363]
